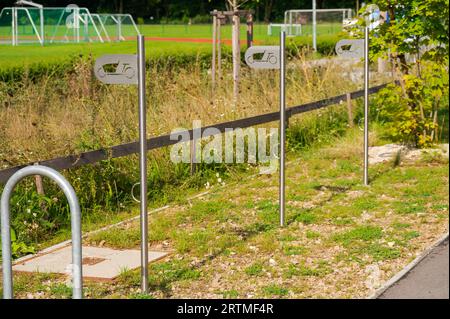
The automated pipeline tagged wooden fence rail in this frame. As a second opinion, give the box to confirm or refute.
[0,83,390,184]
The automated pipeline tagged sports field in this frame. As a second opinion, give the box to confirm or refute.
[0,23,343,69]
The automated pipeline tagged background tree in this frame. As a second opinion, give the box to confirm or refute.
[2,0,358,22]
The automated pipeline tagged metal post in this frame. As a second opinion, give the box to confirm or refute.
[1,165,82,299]
[279,31,286,227]
[312,0,317,51]
[40,7,44,45]
[363,27,369,186]
[137,35,149,293]
[118,17,122,41]
[289,11,293,36]
[75,8,80,43]
[11,8,15,46]
[12,7,17,46]
[84,13,89,42]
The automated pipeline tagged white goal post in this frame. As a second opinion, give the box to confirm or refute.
[284,8,353,36]
[0,2,141,46]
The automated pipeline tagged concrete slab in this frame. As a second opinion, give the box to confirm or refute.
[13,246,168,280]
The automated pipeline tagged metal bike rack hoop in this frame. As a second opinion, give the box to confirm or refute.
[1,165,83,299]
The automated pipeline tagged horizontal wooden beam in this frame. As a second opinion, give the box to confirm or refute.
[0,83,391,184]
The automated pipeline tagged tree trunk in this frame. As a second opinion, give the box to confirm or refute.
[232,13,240,103]
[264,0,274,24]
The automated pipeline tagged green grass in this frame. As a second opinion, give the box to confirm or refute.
[332,226,384,246]
[245,262,264,276]
[221,289,240,298]
[263,284,289,297]
[305,230,321,239]
[365,244,401,261]
[3,118,448,298]
[283,245,307,256]
[0,23,344,73]
[284,261,333,278]
[293,210,317,225]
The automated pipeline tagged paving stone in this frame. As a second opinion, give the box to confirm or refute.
[13,246,168,280]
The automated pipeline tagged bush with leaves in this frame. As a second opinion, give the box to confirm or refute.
[362,0,449,147]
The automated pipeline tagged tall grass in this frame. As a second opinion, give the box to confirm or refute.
[0,52,374,251]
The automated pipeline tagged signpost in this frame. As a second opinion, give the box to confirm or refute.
[94,35,148,292]
[335,28,370,186]
[335,5,380,186]
[312,0,317,51]
[363,27,369,186]
[94,54,138,85]
[335,39,364,59]
[244,32,286,227]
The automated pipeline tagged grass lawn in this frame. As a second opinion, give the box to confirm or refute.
[137,23,342,40]
[0,23,343,70]
[2,127,448,299]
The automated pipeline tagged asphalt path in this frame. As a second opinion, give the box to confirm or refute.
[379,238,449,299]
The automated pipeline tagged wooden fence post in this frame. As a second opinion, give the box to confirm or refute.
[246,13,254,48]
[190,139,196,176]
[217,16,222,80]
[212,11,217,88]
[232,10,240,103]
[346,93,354,127]
[34,162,45,196]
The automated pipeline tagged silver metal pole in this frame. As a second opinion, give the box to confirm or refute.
[289,11,293,36]
[363,27,369,186]
[40,7,44,46]
[312,0,317,51]
[137,35,149,293]
[279,31,286,227]
[1,165,82,299]
[83,13,88,42]
[11,8,15,46]
[118,17,122,41]
[12,7,17,46]
[76,8,80,43]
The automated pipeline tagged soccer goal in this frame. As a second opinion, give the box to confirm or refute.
[98,14,141,42]
[284,8,354,37]
[0,6,45,45]
[0,1,141,46]
[46,6,106,44]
